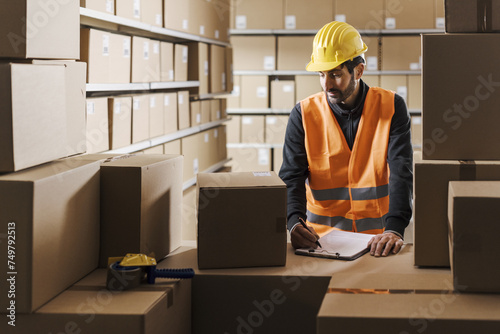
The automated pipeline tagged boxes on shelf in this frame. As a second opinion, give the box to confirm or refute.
[80,0,115,14]
[197,172,287,269]
[164,139,181,155]
[177,91,190,130]
[413,152,500,267]
[0,159,100,313]
[445,0,500,32]
[277,36,313,71]
[226,75,241,109]
[407,75,422,110]
[0,61,86,172]
[210,44,226,93]
[436,0,446,29]
[141,0,162,27]
[363,75,380,89]
[271,80,295,110]
[108,96,132,150]
[233,0,284,29]
[284,0,333,30]
[163,92,178,134]
[163,0,190,33]
[334,0,385,30]
[265,116,289,144]
[227,147,272,172]
[174,44,189,82]
[131,36,160,83]
[131,95,150,143]
[225,46,233,93]
[231,36,276,71]
[211,99,222,121]
[182,185,198,241]
[381,36,421,71]
[149,93,164,138]
[201,100,211,124]
[86,97,109,154]
[182,132,202,182]
[423,33,500,160]
[187,42,209,94]
[296,75,322,102]
[217,125,228,162]
[241,115,265,144]
[190,100,202,127]
[160,41,174,82]
[380,75,408,104]
[383,0,436,29]
[240,75,269,109]
[226,115,241,143]
[411,114,422,148]
[448,181,500,293]
[0,0,79,59]
[115,0,141,21]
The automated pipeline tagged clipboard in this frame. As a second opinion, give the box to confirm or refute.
[295,230,376,261]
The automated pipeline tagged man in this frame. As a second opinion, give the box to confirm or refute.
[279,21,413,257]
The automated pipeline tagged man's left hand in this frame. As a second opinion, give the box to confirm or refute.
[367,232,403,257]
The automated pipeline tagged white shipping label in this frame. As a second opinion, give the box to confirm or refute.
[285,15,296,29]
[193,158,199,174]
[102,35,110,56]
[235,15,247,29]
[214,129,218,138]
[436,17,445,29]
[335,14,347,22]
[153,42,160,54]
[204,133,209,142]
[179,94,184,104]
[412,116,422,125]
[182,47,188,63]
[367,56,378,71]
[143,41,149,60]
[200,25,205,35]
[150,96,156,108]
[263,56,275,70]
[283,85,293,93]
[410,62,420,70]
[182,19,189,30]
[123,38,131,58]
[133,98,140,110]
[216,110,221,119]
[253,171,271,177]
[242,117,253,125]
[114,102,122,115]
[87,102,95,115]
[232,85,240,97]
[266,117,277,125]
[397,86,408,101]
[197,114,201,124]
[156,14,162,25]
[133,0,141,18]
[222,73,226,90]
[204,60,209,76]
[164,95,170,106]
[169,70,174,80]
[105,0,114,13]
[256,86,267,98]
[258,149,269,165]
[215,30,220,39]
[385,17,396,29]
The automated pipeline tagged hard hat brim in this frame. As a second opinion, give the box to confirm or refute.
[305,45,368,72]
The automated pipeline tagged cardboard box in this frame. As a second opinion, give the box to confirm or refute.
[226,75,241,109]
[149,39,161,82]
[141,0,162,26]
[0,159,100,312]
[189,0,215,38]
[164,0,190,32]
[131,36,160,83]
[190,101,201,127]
[163,92,178,134]
[115,0,141,21]
[182,185,198,241]
[149,93,164,138]
[177,91,190,130]
[108,97,132,149]
[233,0,284,29]
[164,139,181,155]
[448,181,500,293]
[110,32,132,84]
[174,44,189,82]
[86,97,109,153]
[422,34,500,160]
[408,75,422,110]
[296,75,322,102]
[227,147,272,172]
[381,36,421,71]
[132,95,150,143]
[80,0,115,14]
[241,115,265,144]
[413,152,500,267]
[436,0,446,29]
[284,0,333,30]
[380,75,408,104]
[265,116,289,144]
[362,75,380,89]
[226,115,241,143]
[364,37,380,71]
[384,0,436,29]
[0,62,85,172]
[277,36,313,71]
[271,80,295,110]
[97,154,183,266]
[225,46,234,93]
[411,115,422,148]
[334,0,385,30]
[210,99,222,121]
[0,0,79,59]
[210,44,226,93]
[240,76,269,109]
[217,125,228,162]
[231,36,276,71]
[445,0,500,32]
[181,133,201,182]
[201,100,211,124]
[197,172,287,269]
[187,42,209,94]
[160,41,174,82]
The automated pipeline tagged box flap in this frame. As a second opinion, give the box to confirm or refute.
[197,171,285,189]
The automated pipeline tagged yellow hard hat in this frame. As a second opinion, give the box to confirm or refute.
[306,21,368,72]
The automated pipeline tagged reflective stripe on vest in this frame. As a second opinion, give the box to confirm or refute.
[301,88,395,234]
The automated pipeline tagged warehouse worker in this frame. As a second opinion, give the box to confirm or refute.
[279,21,413,257]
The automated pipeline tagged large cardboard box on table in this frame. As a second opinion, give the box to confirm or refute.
[132,95,150,143]
[0,159,100,313]
[80,0,115,14]
[86,97,109,153]
[233,0,283,29]
[383,0,436,29]
[187,42,209,94]
[445,0,500,32]
[381,36,421,71]
[108,97,132,149]
[284,0,333,30]
[277,36,313,71]
[423,33,500,160]
[96,154,183,267]
[197,172,287,269]
[413,152,500,267]
[0,61,86,172]
[240,75,269,109]
[231,36,276,71]
[334,0,385,30]
[448,181,500,293]
[0,0,79,59]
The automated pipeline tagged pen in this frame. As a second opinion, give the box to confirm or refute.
[298,217,322,248]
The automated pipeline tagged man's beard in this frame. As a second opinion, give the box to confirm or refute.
[326,74,356,105]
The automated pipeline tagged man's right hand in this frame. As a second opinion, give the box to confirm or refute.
[291,224,321,249]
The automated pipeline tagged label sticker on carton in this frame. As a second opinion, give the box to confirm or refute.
[215,30,220,39]
[179,94,184,104]
[256,86,267,98]
[200,25,205,35]
[242,116,253,125]
[412,116,422,125]
[236,15,247,29]
[253,171,271,177]
[204,133,209,142]
[367,56,378,71]
[397,86,408,101]
[133,98,140,110]
[193,158,199,174]
[214,129,218,138]
[410,62,420,70]
[436,17,445,29]
[169,70,174,80]
[153,42,160,54]
[385,17,396,29]
[283,85,293,93]
[102,35,110,56]
[133,0,141,18]
[232,85,240,97]
[204,60,209,76]
[197,113,202,124]
[183,47,188,63]
[123,38,131,58]
[156,14,162,25]
[87,102,95,115]
[150,96,156,108]
[285,15,296,29]
[106,0,114,13]
[164,95,170,106]
[182,19,189,30]
[258,149,269,165]
[264,56,275,70]
[222,73,226,90]
[335,14,346,23]
[143,41,150,60]
[266,117,277,125]
[114,102,122,114]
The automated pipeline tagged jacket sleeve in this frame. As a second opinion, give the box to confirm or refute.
[278,103,309,232]
[385,94,414,238]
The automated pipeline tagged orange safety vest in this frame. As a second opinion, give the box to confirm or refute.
[301,88,395,236]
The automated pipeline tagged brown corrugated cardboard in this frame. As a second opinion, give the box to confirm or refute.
[132,36,160,83]
[110,32,132,84]
[97,154,183,267]
[190,101,202,127]
[163,92,178,134]
[210,44,226,93]
[423,33,500,160]
[201,100,211,124]
[181,133,201,182]
[226,75,241,109]
[80,0,115,14]
[284,0,333,30]
[115,0,141,21]
[174,44,189,82]
[277,36,313,71]
[108,97,132,149]
[141,0,162,26]
[227,147,272,172]
[149,39,161,82]
[265,116,289,144]
[231,36,276,71]
[210,99,222,121]
[217,125,228,162]
[164,139,181,155]
[436,0,446,28]
[445,0,500,32]
[177,91,190,130]
[132,95,150,143]
[225,46,233,93]
[241,75,269,109]
[234,0,284,29]
[183,185,197,241]
[187,42,208,94]
[380,75,408,104]
[296,75,322,102]
[381,36,421,71]
[241,115,265,144]
[198,130,214,171]
[413,152,500,267]
[0,159,100,313]
[0,1,79,59]
[408,75,422,110]
[149,93,164,138]
[197,172,287,269]
[334,0,385,30]
[86,97,109,153]
[164,0,190,32]
[384,0,436,29]
[226,115,241,143]
[160,41,174,82]
[448,181,500,293]
[271,80,295,109]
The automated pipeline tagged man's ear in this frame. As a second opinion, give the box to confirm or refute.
[355,63,365,80]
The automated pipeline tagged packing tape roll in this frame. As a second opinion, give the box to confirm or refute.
[106,261,143,291]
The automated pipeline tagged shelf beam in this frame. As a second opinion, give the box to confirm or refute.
[230,28,444,36]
